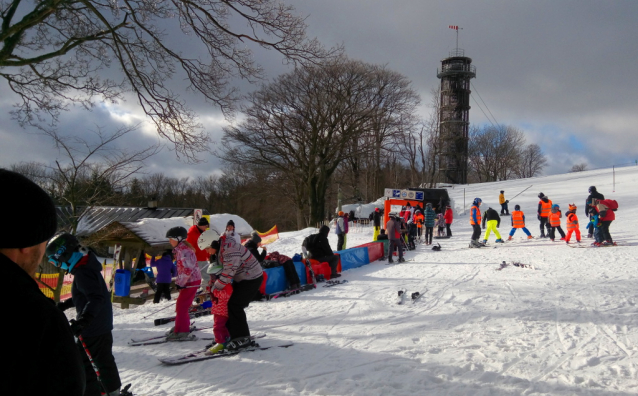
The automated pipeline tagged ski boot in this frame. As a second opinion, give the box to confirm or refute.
[507,236,513,241]
[226,336,257,351]
[205,343,226,355]
[166,332,197,342]
[527,235,534,240]
[398,257,406,263]
[495,239,504,243]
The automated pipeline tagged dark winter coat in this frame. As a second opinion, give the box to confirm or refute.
[303,225,334,258]
[150,254,177,284]
[2,252,85,395]
[586,191,604,216]
[373,211,381,227]
[424,206,436,227]
[67,252,114,338]
[244,239,267,262]
[482,208,501,228]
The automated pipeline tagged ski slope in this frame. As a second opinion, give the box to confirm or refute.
[110,166,638,395]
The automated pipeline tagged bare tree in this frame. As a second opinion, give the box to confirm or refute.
[1,0,338,161]
[218,58,419,226]
[514,144,547,178]
[44,125,159,234]
[570,163,588,172]
[468,124,525,182]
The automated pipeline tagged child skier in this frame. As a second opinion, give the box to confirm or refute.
[469,198,483,248]
[507,205,533,240]
[564,204,581,244]
[436,213,446,237]
[482,207,504,244]
[150,250,177,303]
[206,262,232,354]
[548,204,566,241]
[166,226,201,341]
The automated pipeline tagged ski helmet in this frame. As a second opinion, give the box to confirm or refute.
[473,198,482,205]
[45,233,86,274]
[589,186,596,193]
[166,226,187,241]
[206,263,223,276]
[514,204,521,210]
[197,229,221,250]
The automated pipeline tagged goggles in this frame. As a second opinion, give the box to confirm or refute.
[48,250,85,274]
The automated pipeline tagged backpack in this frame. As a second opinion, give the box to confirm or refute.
[606,199,619,211]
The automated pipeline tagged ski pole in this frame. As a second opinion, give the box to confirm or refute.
[78,335,109,395]
[143,300,177,319]
[509,185,533,201]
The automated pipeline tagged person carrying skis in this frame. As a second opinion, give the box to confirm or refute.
[537,193,553,238]
[444,205,454,237]
[47,233,122,396]
[469,198,483,248]
[203,229,264,351]
[507,205,533,240]
[186,216,211,286]
[423,202,436,245]
[1,169,85,396]
[499,190,510,215]
[548,204,566,241]
[564,204,581,244]
[482,207,504,244]
[167,226,202,341]
[150,250,177,303]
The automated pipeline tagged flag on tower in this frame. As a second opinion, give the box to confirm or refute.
[449,25,459,30]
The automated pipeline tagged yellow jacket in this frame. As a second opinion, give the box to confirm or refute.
[499,193,506,204]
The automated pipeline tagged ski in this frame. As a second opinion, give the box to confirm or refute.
[266,283,316,300]
[154,308,211,326]
[496,261,535,270]
[411,288,427,303]
[397,289,407,305]
[129,325,213,344]
[203,333,266,350]
[323,279,348,287]
[159,341,293,365]
[568,242,619,248]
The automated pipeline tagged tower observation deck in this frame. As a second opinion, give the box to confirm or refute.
[437,48,476,184]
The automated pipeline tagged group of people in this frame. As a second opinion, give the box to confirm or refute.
[469,186,617,248]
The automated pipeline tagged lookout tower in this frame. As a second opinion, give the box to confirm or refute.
[437,48,476,184]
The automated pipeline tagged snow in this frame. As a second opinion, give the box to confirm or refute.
[109,165,638,395]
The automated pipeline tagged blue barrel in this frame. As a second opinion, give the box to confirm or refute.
[114,269,131,296]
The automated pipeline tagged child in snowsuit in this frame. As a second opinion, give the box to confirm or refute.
[537,193,553,238]
[150,250,177,303]
[507,205,533,240]
[589,206,603,245]
[548,204,566,241]
[436,213,446,237]
[482,207,504,243]
[469,198,483,247]
[564,204,581,244]
[205,263,233,354]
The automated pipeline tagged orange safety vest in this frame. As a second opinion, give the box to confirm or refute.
[511,210,525,228]
[470,205,482,225]
[539,199,552,218]
[566,213,579,231]
[414,212,424,228]
[549,210,561,227]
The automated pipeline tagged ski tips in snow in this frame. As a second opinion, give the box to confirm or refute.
[496,261,535,271]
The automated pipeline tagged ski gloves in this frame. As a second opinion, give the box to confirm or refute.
[69,314,94,337]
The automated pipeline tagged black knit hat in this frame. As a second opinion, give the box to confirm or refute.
[197,217,209,226]
[210,240,220,251]
[0,169,58,248]
[226,219,235,228]
[251,231,262,244]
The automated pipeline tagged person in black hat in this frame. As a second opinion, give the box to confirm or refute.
[0,169,85,395]
[225,219,241,244]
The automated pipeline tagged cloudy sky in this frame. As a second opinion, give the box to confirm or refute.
[2,0,637,180]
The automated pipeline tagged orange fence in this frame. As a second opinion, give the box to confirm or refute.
[36,263,114,301]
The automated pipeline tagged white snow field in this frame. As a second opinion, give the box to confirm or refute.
[112,166,638,396]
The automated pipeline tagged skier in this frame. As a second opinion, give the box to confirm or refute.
[469,198,483,248]
[1,169,85,396]
[585,186,604,238]
[564,204,581,244]
[482,207,504,244]
[149,250,177,303]
[372,208,382,241]
[594,198,617,245]
[47,233,122,396]
[386,213,405,263]
[548,204,566,241]
[166,226,201,341]
[537,193,553,238]
[436,213,446,237]
[201,229,264,350]
[507,205,533,240]
[186,216,211,286]
[335,211,347,251]
[302,225,341,278]
[444,205,454,237]
[423,202,436,245]
[499,190,510,215]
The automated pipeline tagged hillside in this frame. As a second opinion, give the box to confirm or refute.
[110,165,638,396]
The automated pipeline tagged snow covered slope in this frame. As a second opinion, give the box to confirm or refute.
[111,165,638,395]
